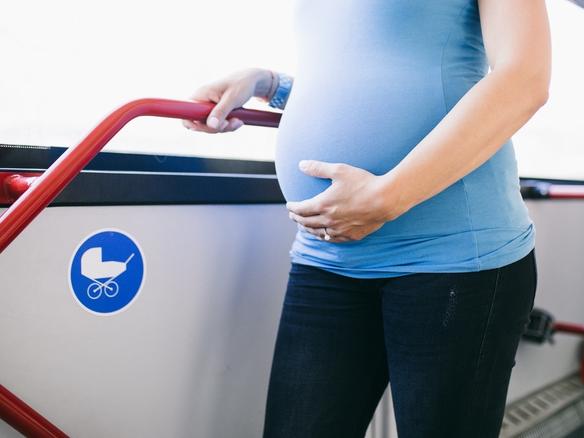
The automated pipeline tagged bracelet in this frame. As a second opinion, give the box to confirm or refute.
[269,73,294,110]
[266,70,278,102]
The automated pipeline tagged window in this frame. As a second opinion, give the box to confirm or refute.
[513,0,584,180]
[2,1,581,180]
[0,0,297,161]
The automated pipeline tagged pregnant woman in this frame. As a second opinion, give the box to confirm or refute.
[184,0,550,436]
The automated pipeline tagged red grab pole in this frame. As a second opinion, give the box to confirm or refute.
[546,185,584,199]
[0,99,280,436]
[0,98,281,254]
[522,181,584,199]
[0,173,43,204]
[0,385,68,438]
[554,321,584,336]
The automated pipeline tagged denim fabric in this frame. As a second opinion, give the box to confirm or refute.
[263,249,537,438]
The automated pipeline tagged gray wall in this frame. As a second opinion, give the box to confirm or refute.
[0,205,296,438]
[507,200,584,402]
[1,199,582,437]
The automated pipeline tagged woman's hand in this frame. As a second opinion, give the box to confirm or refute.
[286,160,407,243]
[183,68,274,133]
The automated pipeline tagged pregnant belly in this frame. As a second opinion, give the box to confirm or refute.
[274,69,446,203]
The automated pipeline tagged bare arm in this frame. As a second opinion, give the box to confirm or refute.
[378,0,551,219]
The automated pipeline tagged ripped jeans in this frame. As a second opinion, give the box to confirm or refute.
[262,249,537,438]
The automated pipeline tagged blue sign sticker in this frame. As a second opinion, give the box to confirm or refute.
[69,229,145,315]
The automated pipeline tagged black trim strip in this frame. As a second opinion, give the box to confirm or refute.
[0,144,276,175]
[1,145,583,206]
[520,178,584,200]
[0,171,284,207]
[47,173,283,206]
[0,144,284,206]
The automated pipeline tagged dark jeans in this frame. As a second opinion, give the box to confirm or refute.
[263,249,537,438]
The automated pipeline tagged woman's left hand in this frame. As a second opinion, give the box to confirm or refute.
[286,160,406,243]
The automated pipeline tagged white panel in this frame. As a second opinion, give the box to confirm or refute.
[2,198,583,436]
[366,388,397,438]
[507,200,584,402]
[0,204,296,437]
[0,422,22,438]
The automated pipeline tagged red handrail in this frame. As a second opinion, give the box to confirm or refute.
[554,321,584,336]
[0,385,68,437]
[0,98,281,254]
[0,99,280,436]
[522,181,584,200]
[1,173,43,204]
[547,185,584,199]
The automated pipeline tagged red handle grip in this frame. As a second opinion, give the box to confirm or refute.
[554,321,584,336]
[546,185,584,199]
[0,98,281,253]
[523,181,584,200]
[0,384,68,438]
[0,173,43,204]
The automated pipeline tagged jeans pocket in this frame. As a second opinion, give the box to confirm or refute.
[528,249,538,311]
[532,249,538,294]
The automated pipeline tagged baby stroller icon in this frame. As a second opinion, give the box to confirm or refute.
[81,247,135,300]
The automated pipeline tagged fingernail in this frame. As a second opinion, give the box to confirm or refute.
[208,116,219,129]
[299,160,309,170]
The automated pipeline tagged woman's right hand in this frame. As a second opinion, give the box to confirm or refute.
[182,67,274,134]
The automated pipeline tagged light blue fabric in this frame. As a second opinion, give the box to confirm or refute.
[274,0,535,278]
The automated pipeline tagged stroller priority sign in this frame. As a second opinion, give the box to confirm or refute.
[69,229,145,315]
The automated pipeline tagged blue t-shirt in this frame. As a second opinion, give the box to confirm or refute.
[274,0,535,278]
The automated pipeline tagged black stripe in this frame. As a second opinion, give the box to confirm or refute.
[0,144,276,174]
[50,172,284,206]
[0,144,283,206]
[2,145,583,205]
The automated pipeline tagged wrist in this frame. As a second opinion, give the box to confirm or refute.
[378,171,412,222]
[253,69,277,99]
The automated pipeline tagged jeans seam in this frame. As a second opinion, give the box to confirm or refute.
[460,268,501,434]
[474,268,501,380]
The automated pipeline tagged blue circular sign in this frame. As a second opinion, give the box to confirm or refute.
[69,229,145,315]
